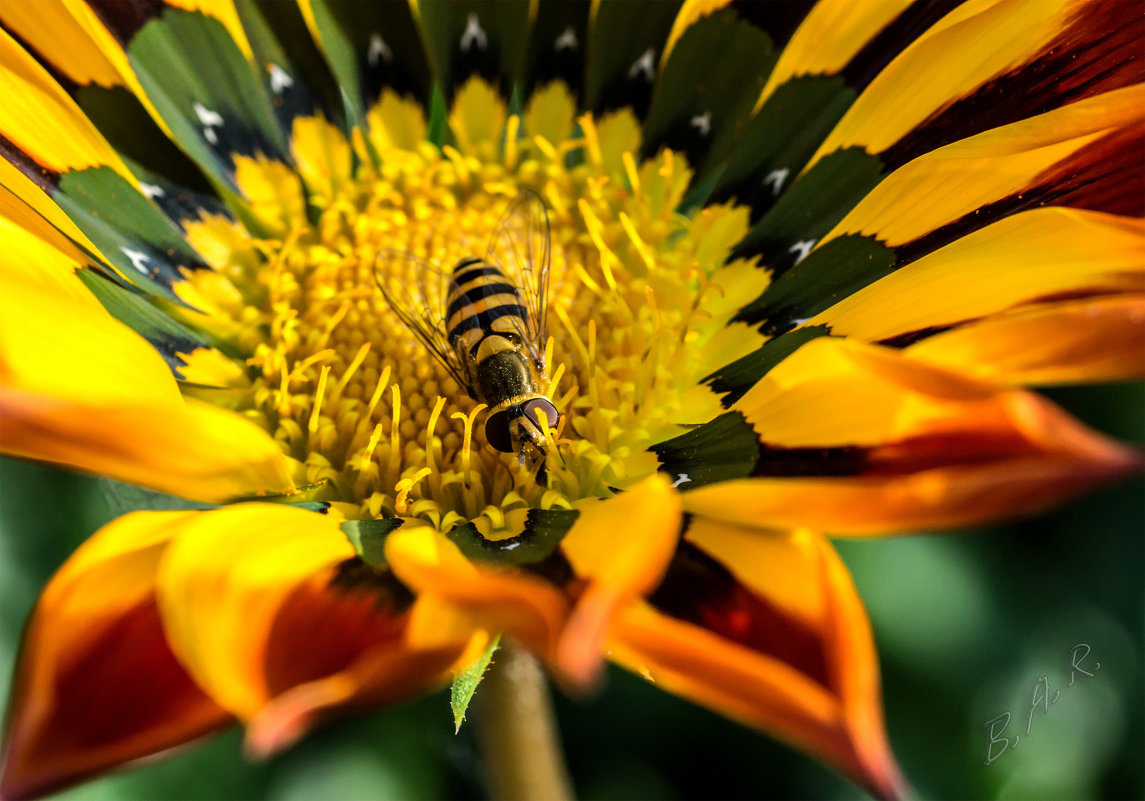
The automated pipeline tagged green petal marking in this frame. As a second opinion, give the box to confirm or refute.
[127,10,289,191]
[708,76,857,218]
[652,412,760,489]
[704,325,833,407]
[342,517,405,568]
[77,268,209,375]
[304,0,429,131]
[57,167,209,302]
[446,509,578,569]
[730,146,885,277]
[641,9,775,176]
[739,234,896,335]
[584,0,682,118]
[416,0,531,99]
[234,0,342,130]
[522,0,590,100]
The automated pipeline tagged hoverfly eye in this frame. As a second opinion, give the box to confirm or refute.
[523,398,559,430]
[484,410,514,453]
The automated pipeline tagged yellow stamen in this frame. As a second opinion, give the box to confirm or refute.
[441,145,472,190]
[451,403,487,484]
[424,395,446,477]
[395,467,433,515]
[578,114,602,167]
[622,151,641,195]
[366,364,392,419]
[504,114,520,170]
[308,364,331,434]
[332,342,371,399]
[620,211,656,272]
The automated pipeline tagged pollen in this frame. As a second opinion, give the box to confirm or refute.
[179,81,764,530]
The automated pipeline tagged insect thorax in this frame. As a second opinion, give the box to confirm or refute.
[474,347,538,406]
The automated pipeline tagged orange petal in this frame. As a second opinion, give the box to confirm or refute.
[557,474,682,687]
[385,524,571,664]
[0,511,230,801]
[610,523,904,800]
[690,338,1145,534]
[0,264,293,503]
[904,295,1145,386]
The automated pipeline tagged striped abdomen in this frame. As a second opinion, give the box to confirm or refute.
[446,257,529,350]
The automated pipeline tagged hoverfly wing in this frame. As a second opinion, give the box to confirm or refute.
[484,190,552,371]
[373,249,473,394]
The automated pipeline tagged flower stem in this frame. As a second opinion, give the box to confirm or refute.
[475,640,574,800]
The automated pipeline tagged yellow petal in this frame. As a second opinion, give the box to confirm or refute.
[806,0,1079,168]
[0,25,134,182]
[806,208,1145,349]
[818,84,1145,249]
[291,115,353,207]
[753,0,915,111]
[705,337,1144,533]
[0,266,293,503]
[154,504,354,718]
[449,77,506,160]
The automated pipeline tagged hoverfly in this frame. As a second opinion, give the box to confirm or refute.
[374,191,559,477]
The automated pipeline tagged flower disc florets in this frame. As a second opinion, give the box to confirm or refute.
[181,82,764,534]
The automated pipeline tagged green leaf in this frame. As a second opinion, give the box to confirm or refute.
[342,518,405,567]
[450,634,500,733]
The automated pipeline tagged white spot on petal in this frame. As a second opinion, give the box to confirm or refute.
[789,239,817,265]
[368,32,392,66]
[555,26,577,52]
[122,248,152,275]
[502,541,520,551]
[139,181,164,199]
[192,102,224,128]
[268,63,293,94]
[203,127,219,145]
[460,13,487,53]
[671,473,691,488]
[628,47,656,82]
[690,110,712,137]
[763,167,789,196]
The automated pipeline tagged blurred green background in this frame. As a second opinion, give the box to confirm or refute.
[1,382,1141,800]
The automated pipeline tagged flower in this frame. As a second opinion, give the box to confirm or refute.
[0,0,1142,799]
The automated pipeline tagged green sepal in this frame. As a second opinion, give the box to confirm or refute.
[450,634,500,733]
[342,518,405,568]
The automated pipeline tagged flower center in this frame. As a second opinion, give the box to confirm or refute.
[180,87,762,531]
